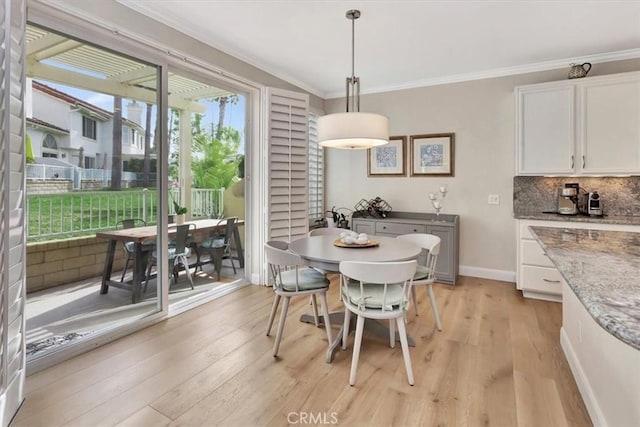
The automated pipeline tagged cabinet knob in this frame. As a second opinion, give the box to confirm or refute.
[382,226,386,229]
[582,155,586,168]
[543,278,561,283]
[571,155,574,169]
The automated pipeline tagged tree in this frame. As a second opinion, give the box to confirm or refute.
[110,95,123,190]
[214,95,239,140]
[191,126,241,189]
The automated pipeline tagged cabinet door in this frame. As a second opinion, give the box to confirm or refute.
[352,220,374,235]
[580,75,640,174]
[516,85,575,174]
[427,225,453,282]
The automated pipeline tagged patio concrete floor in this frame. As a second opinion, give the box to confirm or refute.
[25,258,244,359]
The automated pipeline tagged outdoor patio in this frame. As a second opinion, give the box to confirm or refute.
[25,256,244,360]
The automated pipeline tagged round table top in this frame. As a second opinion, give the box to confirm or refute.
[289,235,421,271]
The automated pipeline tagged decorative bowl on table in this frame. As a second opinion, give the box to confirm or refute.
[333,231,379,248]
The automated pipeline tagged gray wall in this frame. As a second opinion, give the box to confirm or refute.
[325,59,640,279]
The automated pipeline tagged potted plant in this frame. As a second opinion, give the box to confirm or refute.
[173,201,188,224]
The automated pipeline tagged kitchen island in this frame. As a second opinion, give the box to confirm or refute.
[529,226,640,427]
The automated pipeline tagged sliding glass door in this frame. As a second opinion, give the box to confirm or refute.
[24,22,164,363]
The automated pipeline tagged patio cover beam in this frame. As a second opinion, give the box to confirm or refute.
[27,59,207,113]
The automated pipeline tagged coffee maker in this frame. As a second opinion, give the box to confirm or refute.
[584,191,603,216]
[558,183,579,215]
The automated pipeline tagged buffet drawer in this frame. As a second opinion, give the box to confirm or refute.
[375,222,427,235]
[521,240,555,267]
[521,265,563,295]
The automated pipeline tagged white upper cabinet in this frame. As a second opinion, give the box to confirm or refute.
[580,74,640,174]
[515,71,640,175]
[516,84,575,174]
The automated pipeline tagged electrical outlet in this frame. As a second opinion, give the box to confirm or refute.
[488,194,500,205]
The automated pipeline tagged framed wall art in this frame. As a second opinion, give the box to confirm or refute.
[367,135,406,177]
[409,133,455,176]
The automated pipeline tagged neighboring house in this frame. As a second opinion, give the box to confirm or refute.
[25,79,148,171]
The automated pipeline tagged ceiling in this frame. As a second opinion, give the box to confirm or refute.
[114,1,640,99]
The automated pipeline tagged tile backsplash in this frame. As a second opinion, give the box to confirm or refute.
[513,176,640,216]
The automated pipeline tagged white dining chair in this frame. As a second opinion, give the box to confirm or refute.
[308,227,345,301]
[308,227,344,237]
[339,260,417,386]
[396,234,442,330]
[264,240,333,357]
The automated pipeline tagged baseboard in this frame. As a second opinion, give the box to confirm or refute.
[251,272,261,284]
[560,327,605,427]
[459,265,516,283]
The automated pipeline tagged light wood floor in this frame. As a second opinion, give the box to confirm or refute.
[13,275,591,427]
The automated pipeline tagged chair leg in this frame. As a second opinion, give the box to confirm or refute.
[396,316,414,386]
[389,318,396,348]
[349,315,365,386]
[143,262,153,293]
[427,284,442,331]
[273,296,290,357]
[342,308,351,350]
[214,251,223,281]
[266,294,281,336]
[191,244,201,273]
[228,253,237,274]
[411,286,419,316]
[320,292,332,345]
[311,294,319,327]
[180,256,194,290]
[120,257,130,282]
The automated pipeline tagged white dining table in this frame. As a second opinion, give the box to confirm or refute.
[289,234,422,363]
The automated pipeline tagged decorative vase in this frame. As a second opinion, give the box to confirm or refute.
[176,214,185,224]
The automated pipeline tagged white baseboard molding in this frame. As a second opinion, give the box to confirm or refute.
[560,327,605,427]
[459,265,516,283]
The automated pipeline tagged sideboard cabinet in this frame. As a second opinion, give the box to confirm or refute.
[351,212,459,284]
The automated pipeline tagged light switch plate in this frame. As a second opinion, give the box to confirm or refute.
[488,194,500,205]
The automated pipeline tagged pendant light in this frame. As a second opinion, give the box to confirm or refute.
[318,9,389,150]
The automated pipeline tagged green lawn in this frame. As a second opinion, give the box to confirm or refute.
[27,189,159,242]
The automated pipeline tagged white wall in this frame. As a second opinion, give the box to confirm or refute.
[324,59,640,279]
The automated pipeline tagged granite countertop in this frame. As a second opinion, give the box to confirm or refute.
[516,211,640,226]
[529,226,640,350]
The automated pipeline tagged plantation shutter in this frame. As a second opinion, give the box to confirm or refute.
[0,0,27,424]
[308,112,324,220]
[267,88,309,242]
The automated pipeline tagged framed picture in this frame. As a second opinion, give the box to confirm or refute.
[367,136,406,177]
[409,133,455,176]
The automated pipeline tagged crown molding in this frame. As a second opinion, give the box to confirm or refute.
[325,48,640,99]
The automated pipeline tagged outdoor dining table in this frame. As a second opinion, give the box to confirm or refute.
[288,234,421,363]
[96,218,244,304]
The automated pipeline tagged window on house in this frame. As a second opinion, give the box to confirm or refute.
[42,134,58,158]
[82,116,97,140]
[43,134,57,149]
[84,156,95,169]
[308,112,324,221]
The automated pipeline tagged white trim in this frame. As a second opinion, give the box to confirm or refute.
[458,265,516,283]
[560,328,606,427]
[326,48,640,98]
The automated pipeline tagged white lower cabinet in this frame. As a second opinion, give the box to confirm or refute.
[516,219,640,301]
